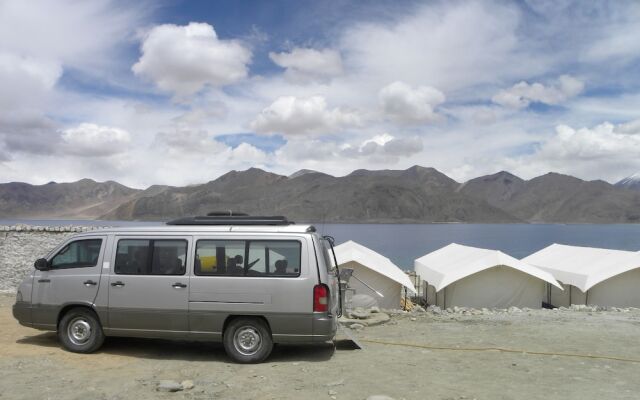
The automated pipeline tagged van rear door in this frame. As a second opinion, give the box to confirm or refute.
[320,236,341,317]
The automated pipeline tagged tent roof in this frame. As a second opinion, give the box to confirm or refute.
[334,240,417,294]
[522,243,640,292]
[414,243,562,292]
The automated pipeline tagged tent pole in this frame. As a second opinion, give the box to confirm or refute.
[443,287,446,310]
[404,286,407,310]
[569,286,572,306]
[585,290,589,305]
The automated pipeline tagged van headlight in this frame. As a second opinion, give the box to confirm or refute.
[16,291,23,302]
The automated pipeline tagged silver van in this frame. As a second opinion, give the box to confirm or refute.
[12,215,340,363]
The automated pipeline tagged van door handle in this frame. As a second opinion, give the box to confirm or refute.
[83,280,97,286]
[172,282,187,289]
[38,279,51,283]
[111,281,125,287]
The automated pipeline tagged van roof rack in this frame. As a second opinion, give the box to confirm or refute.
[166,214,294,226]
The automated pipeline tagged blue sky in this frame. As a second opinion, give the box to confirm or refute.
[1,0,640,188]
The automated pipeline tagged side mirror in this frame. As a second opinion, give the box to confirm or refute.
[34,258,50,271]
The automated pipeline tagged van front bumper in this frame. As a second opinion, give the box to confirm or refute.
[12,301,32,327]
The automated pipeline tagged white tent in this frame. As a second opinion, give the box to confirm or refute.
[415,243,561,309]
[334,240,416,309]
[523,244,640,307]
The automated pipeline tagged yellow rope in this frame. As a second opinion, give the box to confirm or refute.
[360,338,640,364]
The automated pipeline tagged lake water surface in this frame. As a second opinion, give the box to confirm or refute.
[3,219,640,270]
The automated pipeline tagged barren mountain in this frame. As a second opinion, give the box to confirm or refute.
[3,167,640,223]
[0,179,140,219]
[462,172,640,223]
[102,166,519,223]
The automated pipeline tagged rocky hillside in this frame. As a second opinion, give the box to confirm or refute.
[0,179,140,219]
[461,172,640,223]
[2,167,640,223]
[102,166,518,223]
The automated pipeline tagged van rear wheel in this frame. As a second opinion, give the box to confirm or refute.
[223,317,273,363]
[58,308,105,353]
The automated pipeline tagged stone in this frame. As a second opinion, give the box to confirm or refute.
[427,305,442,314]
[180,380,195,390]
[370,306,380,313]
[350,307,371,319]
[410,317,417,321]
[157,380,183,392]
[328,390,338,396]
[366,312,390,326]
[350,323,365,330]
[367,395,395,400]
[326,379,345,387]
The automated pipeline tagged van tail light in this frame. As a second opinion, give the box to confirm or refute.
[313,284,329,312]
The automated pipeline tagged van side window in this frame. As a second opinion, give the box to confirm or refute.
[115,239,187,275]
[195,240,245,276]
[50,239,102,269]
[249,241,301,277]
[194,240,301,277]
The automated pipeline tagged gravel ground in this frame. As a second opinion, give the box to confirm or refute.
[2,294,640,400]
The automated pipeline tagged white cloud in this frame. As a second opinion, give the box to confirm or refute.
[276,133,422,169]
[0,53,61,111]
[617,119,640,135]
[537,122,640,161]
[61,123,131,157]
[229,142,268,163]
[492,75,585,109]
[251,95,361,136]
[379,81,445,124]
[154,129,227,154]
[497,121,640,182]
[132,22,252,96]
[269,48,343,83]
[343,134,423,160]
[0,0,146,71]
[340,2,540,92]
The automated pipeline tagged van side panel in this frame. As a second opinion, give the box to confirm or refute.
[188,234,317,343]
[103,235,191,337]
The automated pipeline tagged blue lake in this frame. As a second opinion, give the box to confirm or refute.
[3,219,640,270]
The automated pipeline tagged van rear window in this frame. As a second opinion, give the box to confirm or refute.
[195,240,301,277]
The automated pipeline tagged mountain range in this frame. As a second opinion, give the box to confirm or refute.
[1,167,640,223]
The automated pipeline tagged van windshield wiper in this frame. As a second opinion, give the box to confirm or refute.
[322,235,342,318]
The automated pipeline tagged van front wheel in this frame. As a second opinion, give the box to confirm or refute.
[58,308,105,353]
[223,317,273,363]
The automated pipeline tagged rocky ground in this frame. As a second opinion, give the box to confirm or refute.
[2,294,640,400]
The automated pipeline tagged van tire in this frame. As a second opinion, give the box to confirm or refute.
[223,317,273,363]
[58,307,105,353]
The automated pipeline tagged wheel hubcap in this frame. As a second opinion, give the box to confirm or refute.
[233,326,262,356]
[67,317,92,345]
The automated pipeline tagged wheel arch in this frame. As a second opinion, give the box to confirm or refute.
[56,302,101,329]
[222,315,272,337]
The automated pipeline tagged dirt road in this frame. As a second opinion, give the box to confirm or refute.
[1,294,640,400]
